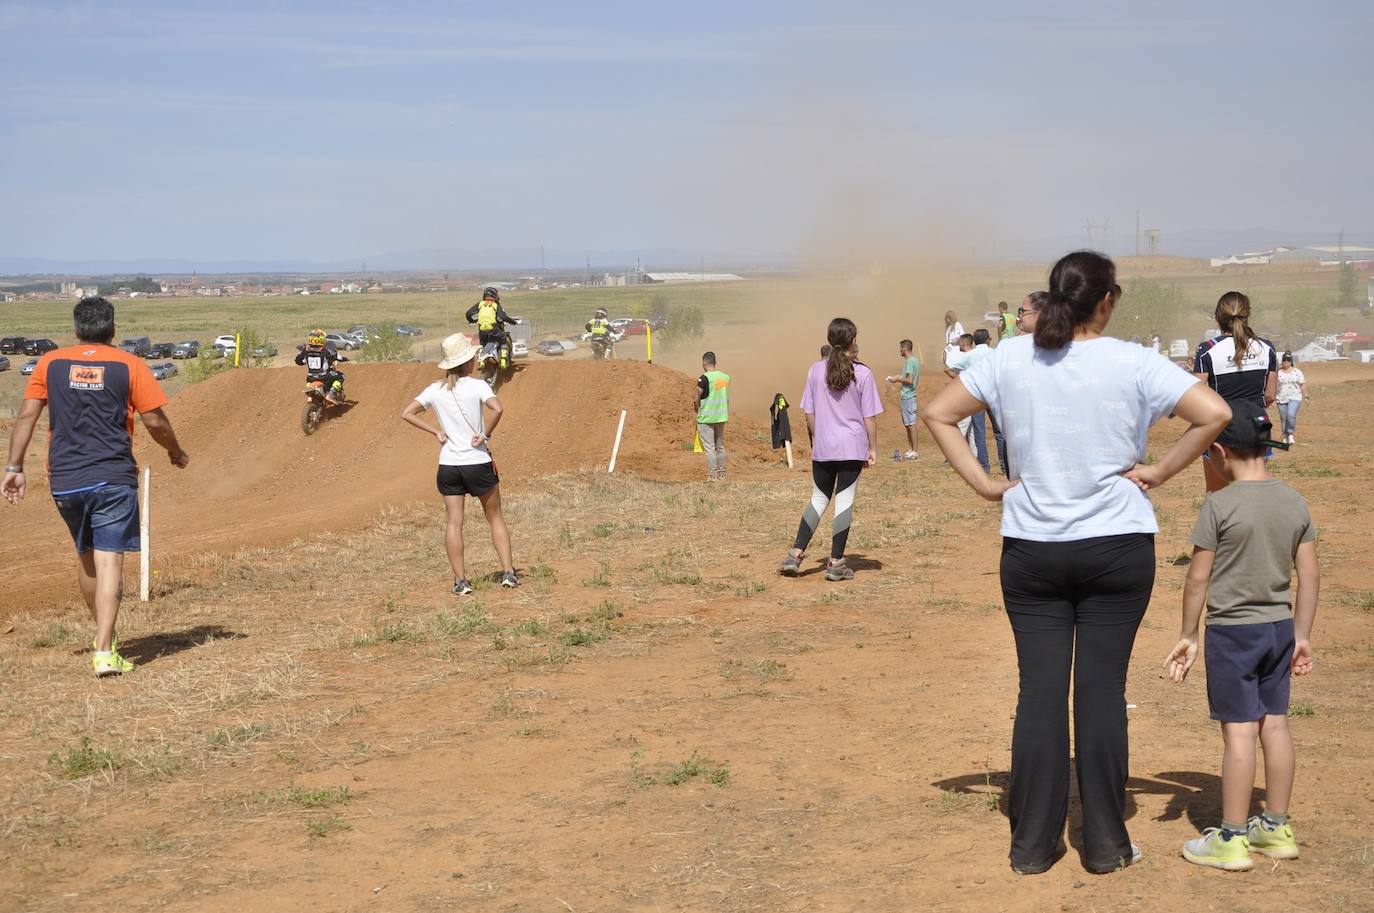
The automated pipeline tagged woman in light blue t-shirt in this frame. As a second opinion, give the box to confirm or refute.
[924,251,1229,876]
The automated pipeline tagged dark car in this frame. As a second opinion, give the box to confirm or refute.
[0,355,10,371]
[146,342,176,358]
[536,339,566,356]
[248,343,278,358]
[170,340,200,359]
[0,337,27,354]
[20,358,38,375]
[22,338,58,356]
[395,324,423,336]
[118,336,152,357]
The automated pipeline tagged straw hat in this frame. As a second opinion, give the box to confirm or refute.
[438,333,479,370]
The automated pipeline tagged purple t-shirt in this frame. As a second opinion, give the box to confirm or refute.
[800,360,883,461]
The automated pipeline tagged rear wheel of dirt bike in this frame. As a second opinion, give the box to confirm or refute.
[302,400,322,435]
[481,363,498,388]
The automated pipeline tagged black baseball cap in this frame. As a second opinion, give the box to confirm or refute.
[1214,403,1289,452]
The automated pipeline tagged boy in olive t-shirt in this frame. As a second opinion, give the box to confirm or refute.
[1164,405,1319,871]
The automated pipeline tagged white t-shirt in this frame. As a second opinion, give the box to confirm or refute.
[943,322,966,366]
[414,377,495,466]
[960,335,1199,542]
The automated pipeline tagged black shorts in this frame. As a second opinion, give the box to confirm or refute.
[437,462,499,497]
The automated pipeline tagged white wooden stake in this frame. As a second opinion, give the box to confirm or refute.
[784,440,794,469]
[608,410,627,474]
[139,467,151,603]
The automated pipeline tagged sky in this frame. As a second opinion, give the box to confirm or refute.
[1,0,1371,269]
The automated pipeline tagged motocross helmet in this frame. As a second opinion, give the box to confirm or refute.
[595,308,608,318]
[483,287,500,302]
[307,328,326,346]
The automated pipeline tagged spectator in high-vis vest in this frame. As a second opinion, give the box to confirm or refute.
[3,296,190,678]
[694,351,730,482]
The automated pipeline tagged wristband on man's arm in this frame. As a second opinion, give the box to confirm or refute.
[4,465,22,473]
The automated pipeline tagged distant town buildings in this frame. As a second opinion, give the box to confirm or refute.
[1211,244,1374,268]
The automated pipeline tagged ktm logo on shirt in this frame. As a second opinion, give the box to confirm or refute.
[69,365,105,390]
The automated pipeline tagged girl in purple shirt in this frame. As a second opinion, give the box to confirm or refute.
[778,317,883,581]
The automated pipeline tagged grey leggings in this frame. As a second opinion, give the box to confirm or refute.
[698,422,726,475]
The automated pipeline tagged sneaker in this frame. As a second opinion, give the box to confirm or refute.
[1086,843,1142,874]
[92,650,134,678]
[1182,828,1253,871]
[1287,433,1296,444]
[1247,816,1299,859]
[451,579,474,596]
[500,570,520,588]
[778,550,802,577]
[903,451,919,461]
[824,558,855,581]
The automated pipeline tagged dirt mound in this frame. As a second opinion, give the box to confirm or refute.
[2,360,786,610]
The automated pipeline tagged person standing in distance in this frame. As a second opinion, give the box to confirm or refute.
[997,300,1017,341]
[694,351,730,482]
[942,311,966,368]
[402,333,518,595]
[885,339,921,460]
[1194,291,1277,492]
[3,296,189,677]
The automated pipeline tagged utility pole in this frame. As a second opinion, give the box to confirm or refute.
[1136,210,1140,257]
[540,244,545,272]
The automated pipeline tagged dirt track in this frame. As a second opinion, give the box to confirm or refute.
[1,360,787,611]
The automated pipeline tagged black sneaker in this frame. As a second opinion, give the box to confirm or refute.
[452,579,474,596]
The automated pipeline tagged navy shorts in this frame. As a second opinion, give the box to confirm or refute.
[437,462,499,497]
[1204,619,1295,722]
[53,484,141,555]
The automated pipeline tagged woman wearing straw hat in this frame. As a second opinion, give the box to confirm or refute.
[402,333,519,595]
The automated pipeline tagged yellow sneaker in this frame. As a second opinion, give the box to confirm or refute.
[1247,817,1299,859]
[1182,828,1253,871]
[92,650,134,678]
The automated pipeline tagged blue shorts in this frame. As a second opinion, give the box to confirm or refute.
[900,397,917,426]
[1204,619,1294,722]
[53,484,141,554]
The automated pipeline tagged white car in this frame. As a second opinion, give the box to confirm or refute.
[212,334,237,351]
[512,339,529,359]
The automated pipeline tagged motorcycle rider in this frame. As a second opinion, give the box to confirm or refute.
[295,328,347,404]
[586,307,614,357]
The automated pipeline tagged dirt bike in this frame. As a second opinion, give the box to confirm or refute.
[299,350,349,435]
[590,334,616,360]
[478,337,517,390]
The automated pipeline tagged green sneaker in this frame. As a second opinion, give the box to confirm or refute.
[92,650,134,678]
[1182,828,1253,871]
[1247,817,1299,859]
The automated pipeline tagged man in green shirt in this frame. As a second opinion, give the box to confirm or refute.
[694,351,730,481]
[885,339,921,460]
[997,300,1017,341]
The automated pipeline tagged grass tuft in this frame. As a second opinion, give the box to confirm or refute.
[47,736,124,779]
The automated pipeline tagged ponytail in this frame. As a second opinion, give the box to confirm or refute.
[1215,291,1254,366]
[824,317,858,392]
[1035,250,1117,351]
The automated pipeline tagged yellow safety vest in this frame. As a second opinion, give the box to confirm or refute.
[477,301,498,331]
[590,319,609,336]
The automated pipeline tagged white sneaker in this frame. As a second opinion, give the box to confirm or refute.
[903,451,918,461]
[1288,433,1296,444]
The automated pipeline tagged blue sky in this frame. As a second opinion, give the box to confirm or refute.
[1,1,1371,267]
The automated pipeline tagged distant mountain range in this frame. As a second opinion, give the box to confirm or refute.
[1,231,1368,277]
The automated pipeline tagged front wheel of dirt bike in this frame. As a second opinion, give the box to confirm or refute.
[301,400,322,435]
[481,364,498,389]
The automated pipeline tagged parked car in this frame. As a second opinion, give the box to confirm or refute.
[146,342,176,359]
[325,333,358,351]
[212,334,237,351]
[201,344,225,359]
[395,324,423,336]
[150,362,179,380]
[118,336,152,357]
[512,339,529,359]
[22,338,59,356]
[170,340,200,359]
[0,355,10,371]
[536,339,566,356]
[558,339,578,351]
[248,343,278,358]
[347,324,381,342]
[20,358,38,375]
[0,337,27,354]
[610,318,646,336]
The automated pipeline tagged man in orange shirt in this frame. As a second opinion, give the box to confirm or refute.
[3,297,189,677]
